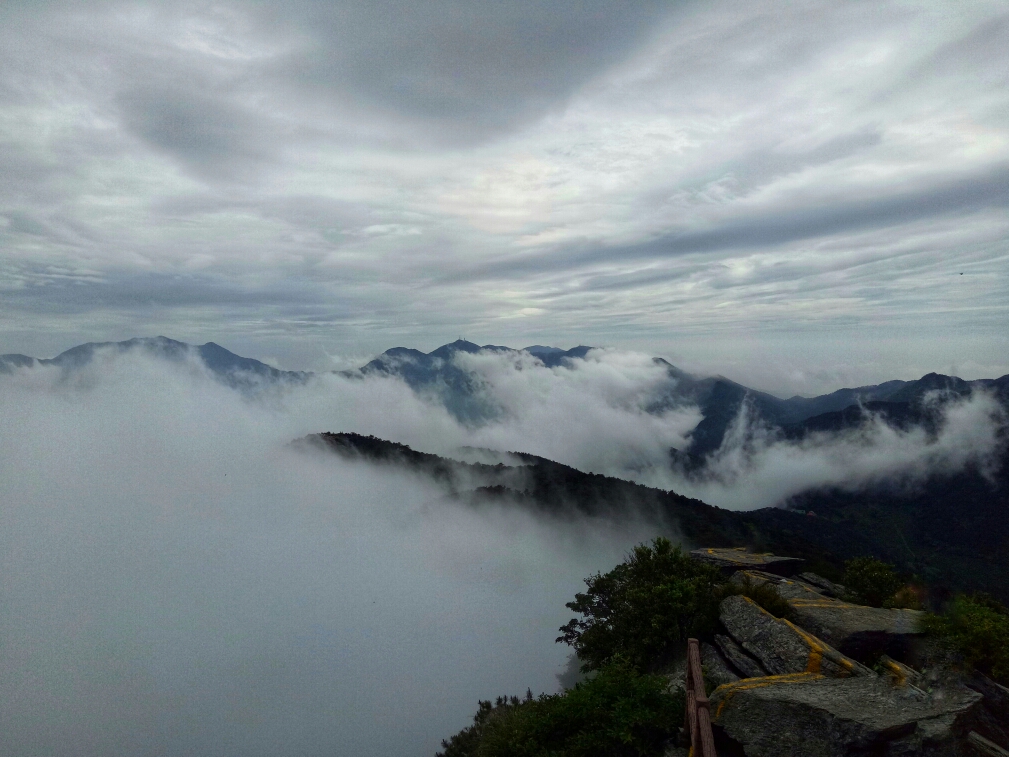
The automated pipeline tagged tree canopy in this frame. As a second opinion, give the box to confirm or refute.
[556,537,724,672]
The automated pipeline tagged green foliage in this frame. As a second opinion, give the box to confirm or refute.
[922,594,1009,685]
[890,584,924,611]
[557,537,725,672]
[437,694,530,757]
[842,556,903,608]
[717,575,792,619]
[436,661,683,757]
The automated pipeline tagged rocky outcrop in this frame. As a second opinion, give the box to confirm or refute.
[969,731,1009,757]
[683,548,1000,756]
[701,642,740,689]
[729,570,826,602]
[731,569,924,663]
[967,673,1009,751]
[714,634,768,679]
[718,595,872,678]
[790,601,921,660]
[690,548,805,577]
[878,654,924,689]
[798,572,845,598]
[710,673,982,757]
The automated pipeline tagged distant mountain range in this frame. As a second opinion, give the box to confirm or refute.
[6,336,1007,598]
[0,336,309,390]
[4,336,1008,459]
[359,339,1009,459]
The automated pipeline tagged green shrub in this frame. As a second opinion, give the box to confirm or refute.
[842,556,903,608]
[921,594,1009,685]
[437,696,527,757]
[717,575,792,618]
[557,537,725,672]
[436,661,683,757]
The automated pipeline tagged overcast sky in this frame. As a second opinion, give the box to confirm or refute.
[1,0,1007,394]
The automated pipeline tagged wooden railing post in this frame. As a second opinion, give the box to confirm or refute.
[685,638,717,757]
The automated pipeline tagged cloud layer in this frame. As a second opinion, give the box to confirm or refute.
[1,344,1006,755]
[0,352,660,757]
[0,1,1007,392]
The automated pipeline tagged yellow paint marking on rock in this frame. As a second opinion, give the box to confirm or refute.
[806,648,823,674]
[883,659,906,687]
[782,618,834,674]
[712,673,824,718]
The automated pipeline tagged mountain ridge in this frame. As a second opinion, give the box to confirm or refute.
[304,431,1009,604]
[4,335,1006,459]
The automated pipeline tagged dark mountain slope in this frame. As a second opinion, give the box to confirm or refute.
[779,401,927,439]
[774,442,1009,600]
[304,431,1009,602]
[300,431,936,585]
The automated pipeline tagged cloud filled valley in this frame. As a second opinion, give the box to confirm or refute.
[2,2,1007,753]
[0,352,661,757]
[1,340,1007,756]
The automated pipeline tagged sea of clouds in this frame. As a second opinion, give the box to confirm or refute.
[0,351,658,757]
[1,345,1004,756]
[437,348,1006,509]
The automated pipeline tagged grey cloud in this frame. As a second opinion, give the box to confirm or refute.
[0,356,659,756]
[641,163,1009,256]
[450,163,1009,284]
[705,129,884,196]
[0,0,1007,391]
[906,12,1009,89]
[264,0,671,144]
[3,210,49,236]
[116,86,276,180]
[0,269,329,314]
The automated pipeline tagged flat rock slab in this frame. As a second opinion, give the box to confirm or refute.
[798,572,846,598]
[719,595,871,678]
[710,673,982,757]
[788,599,923,662]
[691,548,805,577]
[732,570,924,662]
[730,570,827,601]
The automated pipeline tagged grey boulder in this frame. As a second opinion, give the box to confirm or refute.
[701,642,740,689]
[710,673,982,757]
[730,569,924,663]
[798,571,846,598]
[714,633,767,680]
[787,599,923,663]
[718,594,872,678]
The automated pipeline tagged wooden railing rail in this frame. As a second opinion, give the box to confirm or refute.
[684,638,717,757]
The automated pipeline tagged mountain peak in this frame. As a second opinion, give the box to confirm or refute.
[523,345,564,356]
[428,340,483,359]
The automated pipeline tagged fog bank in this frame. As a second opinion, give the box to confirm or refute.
[0,354,656,757]
[375,347,1007,510]
[2,345,1004,755]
